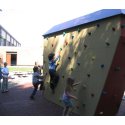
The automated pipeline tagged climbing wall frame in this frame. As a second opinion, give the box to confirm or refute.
[43,15,125,115]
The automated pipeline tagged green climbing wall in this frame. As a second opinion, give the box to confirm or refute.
[43,15,122,115]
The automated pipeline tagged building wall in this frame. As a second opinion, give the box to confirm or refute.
[0,46,43,66]
[0,25,21,47]
[43,15,124,115]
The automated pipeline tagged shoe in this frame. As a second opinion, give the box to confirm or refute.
[2,91,6,93]
[5,90,9,92]
[30,96,34,100]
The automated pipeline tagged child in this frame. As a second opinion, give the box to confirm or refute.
[0,64,2,90]
[1,62,9,93]
[48,52,60,94]
[62,77,80,116]
[30,66,46,100]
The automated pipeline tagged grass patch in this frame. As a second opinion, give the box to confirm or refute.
[8,66,33,72]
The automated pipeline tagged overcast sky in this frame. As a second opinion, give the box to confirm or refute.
[0,0,125,48]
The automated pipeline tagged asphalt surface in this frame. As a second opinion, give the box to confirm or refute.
[0,74,124,116]
[0,75,63,116]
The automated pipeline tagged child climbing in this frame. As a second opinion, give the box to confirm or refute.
[30,66,46,100]
[62,77,80,116]
[48,52,60,94]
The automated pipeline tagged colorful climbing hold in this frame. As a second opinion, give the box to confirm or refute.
[92,56,96,61]
[60,48,62,51]
[71,35,74,39]
[68,57,71,60]
[112,27,116,31]
[77,28,81,33]
[63,32,66,36]
[77,63,80,66]
[84,44,87,49]
[62,75,65,78]
[97,24,100,27]
[114,66,121,71]
[87,74,91,78]
[91,93,94,97]
[105,42,110,46]
[65,41,68,46]
[100,64,105,68]
[88,32,91,36]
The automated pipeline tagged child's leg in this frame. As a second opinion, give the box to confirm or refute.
[63,106,70,116]
[67,107,74,116]
[5,78,8,91]
[0,79,1,90]
[53,73,59,88]
[30,84,38,99]
[1,77,5,92]
[39,81,45,90]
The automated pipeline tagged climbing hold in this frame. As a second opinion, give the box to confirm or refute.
[59,97,62,102]
[87,74,91,78]
[97,24,100,27]
[91,93,94,97]
[112,27,116,31]
[105,42,110,46]
[68,57,71,60]
[63,32,66,36]
[77,28,81,33]
[114,66,121,71]
[82,84,87,89]
[43,61,46,64]
[100,64,105,68]
[99,112,104,115]
[71,35,74,39]
[77,63,80,66]
[92,56,96,61]
[52,44,54,47]
[82,104,85,107]
[74,51,78,56]
[102,91,107,95]
[84,44,87,49]
[65,41,68,46]
[76,105,80,109]
[88,32,91,36]
[121,24,125,28]
[60,48,62,51]
[62,75,65,78]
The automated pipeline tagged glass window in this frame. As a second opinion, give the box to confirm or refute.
[1,29,6,39]
[7,34,10,42]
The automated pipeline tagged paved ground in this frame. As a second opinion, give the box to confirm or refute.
[0,73,125,116]
[0,75,63,116]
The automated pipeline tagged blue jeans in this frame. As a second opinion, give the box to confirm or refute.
[2,77,8,91]
[31,81,43,97]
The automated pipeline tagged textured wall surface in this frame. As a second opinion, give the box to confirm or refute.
[43,15,124,115]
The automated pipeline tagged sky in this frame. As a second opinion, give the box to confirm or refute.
[1,0,125,48]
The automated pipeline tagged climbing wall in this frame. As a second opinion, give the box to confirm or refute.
[43,15,125,115]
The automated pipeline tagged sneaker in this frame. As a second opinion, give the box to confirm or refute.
[30,96,34,100]
[2,90,6,93]
[5,90,9,92]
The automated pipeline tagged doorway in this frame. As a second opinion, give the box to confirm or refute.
[6,52,17,66]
